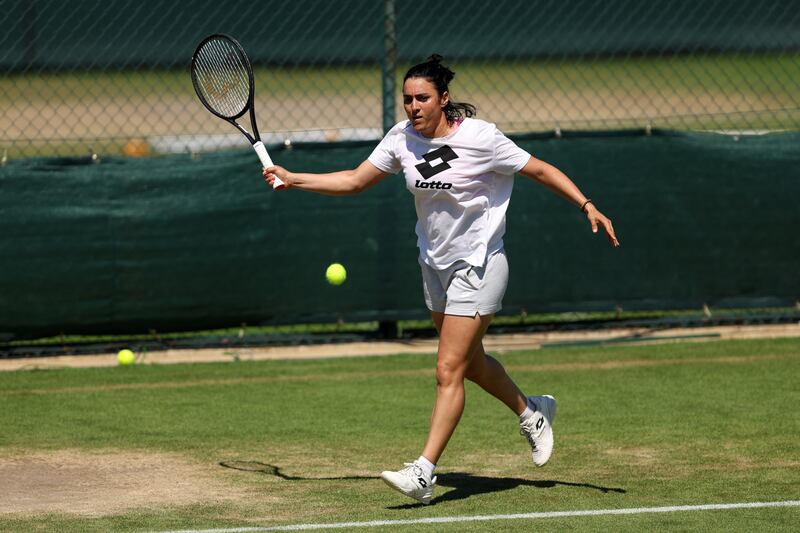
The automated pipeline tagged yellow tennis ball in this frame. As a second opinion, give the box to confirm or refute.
[117,349,135,365]
[326,263,346,286]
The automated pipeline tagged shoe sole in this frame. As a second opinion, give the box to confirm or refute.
[532,395,556,467]
[380,472,434,505]
[540,394,557,423]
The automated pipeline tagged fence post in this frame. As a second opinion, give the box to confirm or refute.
[381,0,397,134]
[379,0,400,339]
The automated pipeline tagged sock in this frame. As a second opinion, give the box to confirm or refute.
[416,455,435,478]
[519,399,536,422]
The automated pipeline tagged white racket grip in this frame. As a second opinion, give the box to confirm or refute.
[253,141,285,189]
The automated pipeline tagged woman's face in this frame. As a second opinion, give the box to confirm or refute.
[403,77,449,136]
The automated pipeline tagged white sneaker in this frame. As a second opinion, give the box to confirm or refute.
[380,461,437,505]
[520,395,557,467]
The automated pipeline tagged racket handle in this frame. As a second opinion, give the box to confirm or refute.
[253,141,285,189]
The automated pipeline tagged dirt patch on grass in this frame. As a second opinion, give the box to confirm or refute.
[604,447,661,467]
[0,449,246,516]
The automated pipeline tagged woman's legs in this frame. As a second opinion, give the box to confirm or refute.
[431,311,528,418]
[433,310,556,467]
[382,253,532,503]
[381,309,554,504]
[420,312,493,464]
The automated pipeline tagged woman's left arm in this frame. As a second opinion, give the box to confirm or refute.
[519,156,620,247]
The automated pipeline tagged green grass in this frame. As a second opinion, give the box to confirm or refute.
[1,337,798,531]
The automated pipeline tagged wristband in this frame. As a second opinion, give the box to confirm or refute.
[580,199,593,213]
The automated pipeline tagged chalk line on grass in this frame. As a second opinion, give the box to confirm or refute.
[152,499,800,532]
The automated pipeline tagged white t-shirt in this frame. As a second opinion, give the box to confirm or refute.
[368,117,531,270]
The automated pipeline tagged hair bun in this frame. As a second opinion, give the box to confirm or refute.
[428,53,444,64]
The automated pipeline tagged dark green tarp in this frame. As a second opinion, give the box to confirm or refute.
[1,130,798,338]
[3,0,797,70]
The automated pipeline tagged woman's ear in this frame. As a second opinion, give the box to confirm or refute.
[441,90,450,108]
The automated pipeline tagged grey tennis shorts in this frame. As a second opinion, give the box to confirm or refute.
[419,249,509,316]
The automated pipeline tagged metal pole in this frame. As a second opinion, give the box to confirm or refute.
[379,0,399,339]
[381,0,397,134]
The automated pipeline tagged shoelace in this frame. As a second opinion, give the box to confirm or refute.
[520,417,541,451]
[399,462,424,477]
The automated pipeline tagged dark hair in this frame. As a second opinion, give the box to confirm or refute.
[403,54,476,123]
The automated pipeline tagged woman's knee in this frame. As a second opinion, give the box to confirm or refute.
[436,356,467,386]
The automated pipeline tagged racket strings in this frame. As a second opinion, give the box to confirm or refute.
[193,38,250,118]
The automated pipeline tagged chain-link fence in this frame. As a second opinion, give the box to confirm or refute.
[1,0,798,158]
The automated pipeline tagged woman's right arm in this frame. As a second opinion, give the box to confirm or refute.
[262,160,390,196]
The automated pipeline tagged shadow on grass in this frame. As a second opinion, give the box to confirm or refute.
[219,461,626,508]
[219,460,377,481]
[388,472,626,509]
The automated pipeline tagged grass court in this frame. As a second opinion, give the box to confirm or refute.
[1,336,798,531]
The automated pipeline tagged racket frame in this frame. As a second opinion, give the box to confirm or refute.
[191,33,284,188]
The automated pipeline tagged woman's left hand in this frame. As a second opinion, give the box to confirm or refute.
[586,205,620,247]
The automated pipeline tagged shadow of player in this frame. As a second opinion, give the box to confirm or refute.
[387,472,626,509]
[219,461,625,509]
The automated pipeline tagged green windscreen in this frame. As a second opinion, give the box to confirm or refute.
[1,130,798,339]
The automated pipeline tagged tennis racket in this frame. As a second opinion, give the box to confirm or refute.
[191,33,284,189]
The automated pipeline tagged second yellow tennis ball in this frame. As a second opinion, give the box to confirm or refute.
[326,263,346,286]
[117,349,135,365]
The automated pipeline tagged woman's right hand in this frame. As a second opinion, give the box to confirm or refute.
[262,165,290,189]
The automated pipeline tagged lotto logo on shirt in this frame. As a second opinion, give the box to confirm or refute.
[414,145,458,190]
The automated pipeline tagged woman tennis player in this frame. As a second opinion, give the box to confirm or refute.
[263,54,619,505]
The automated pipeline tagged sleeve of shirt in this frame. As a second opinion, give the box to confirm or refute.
[492,127,531,175]
[367,126,403,174]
